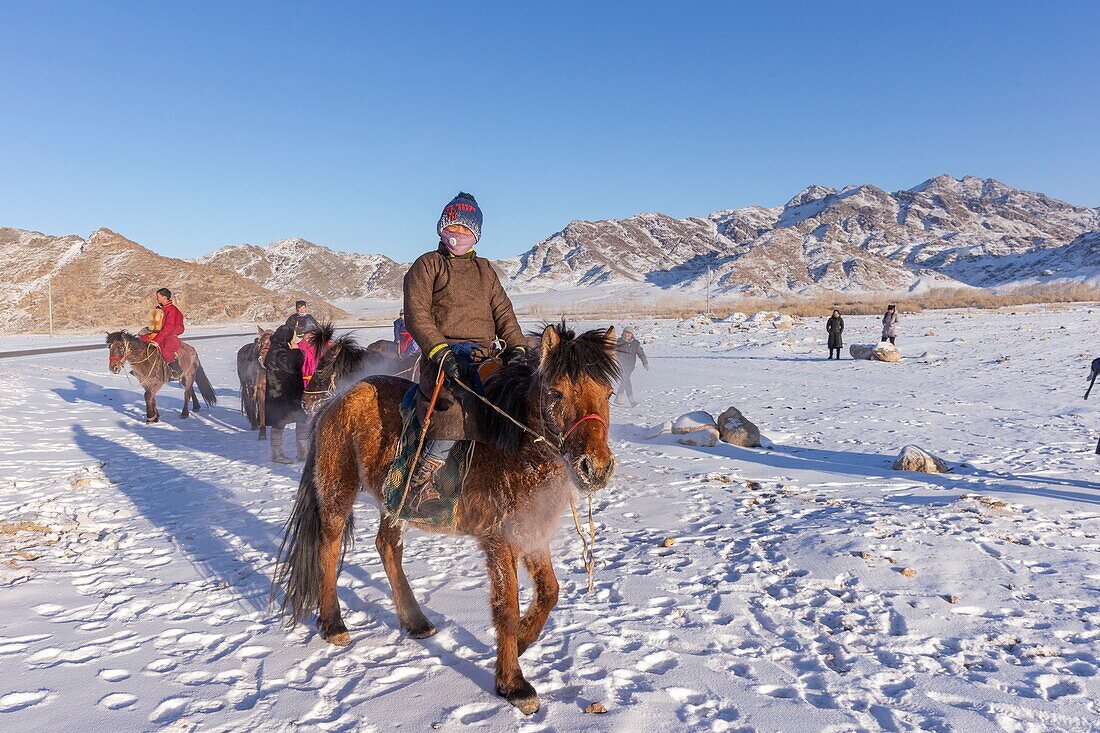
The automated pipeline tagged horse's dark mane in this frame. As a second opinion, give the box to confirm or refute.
[539,322,620,387]
[483,358,537,455]
[313,321,336,346]
[483,322,618,454]
[106,330,140,345]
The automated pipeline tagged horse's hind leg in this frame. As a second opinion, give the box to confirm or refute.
[482,536,539,714]
[317,486,357,646]
[517,548,558,657]
[376,519,435,638]
[181,374,194,418]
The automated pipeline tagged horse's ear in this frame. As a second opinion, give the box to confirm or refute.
[539,324,561,363]
[257,325,265,336]
[603,326,616,348]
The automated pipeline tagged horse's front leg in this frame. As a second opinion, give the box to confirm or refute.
[144,387,159,423]
[482,536,539,714]
[257,380,267,440]
[376,519,435,638]
[518,548,559,657]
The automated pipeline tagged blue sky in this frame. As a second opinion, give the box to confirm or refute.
[1,2,1097,261]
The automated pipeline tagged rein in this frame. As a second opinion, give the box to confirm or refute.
[110,339,161,381]
[450,375,607,453]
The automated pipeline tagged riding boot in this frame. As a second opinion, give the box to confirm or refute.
[270,427,294,464]
[406,456,448,517]
[295,427,309,462]
[168,357,183,381]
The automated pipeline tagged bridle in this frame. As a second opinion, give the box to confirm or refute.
[108,338,158,370]
[451,374,608,455]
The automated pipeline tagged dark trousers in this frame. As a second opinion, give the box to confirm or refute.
[881,336,896,345]
[829,348,841,359]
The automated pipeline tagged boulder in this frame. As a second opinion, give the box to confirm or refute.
[850,343,901,362]
[677,427,719,447]
[772,314,795,329]
[893,445,950,473]
[717,406,761,447]
[872,342,902,362]
[672,411,716,435]
[849,343,876,360]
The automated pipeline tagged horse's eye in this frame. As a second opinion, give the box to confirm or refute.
[548,388,563,400]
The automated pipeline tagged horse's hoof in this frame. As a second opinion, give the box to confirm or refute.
[406,622,436,639]
[319,620,350,646]
[497,680,539,715]
[325,630,351,646]
[180,413,189,419]
[146,417,159,424]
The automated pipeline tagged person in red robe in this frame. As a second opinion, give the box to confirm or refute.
[141,288,185,375]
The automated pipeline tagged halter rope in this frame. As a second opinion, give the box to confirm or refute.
[450,374,606,592]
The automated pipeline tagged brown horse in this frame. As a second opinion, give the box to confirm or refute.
[106,331,217,423]
[367,338,419,376]
[300,326,415,414]
[274,323,619,714]
[237,326,273,439]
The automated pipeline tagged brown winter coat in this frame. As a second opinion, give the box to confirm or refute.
[403,244,525,441]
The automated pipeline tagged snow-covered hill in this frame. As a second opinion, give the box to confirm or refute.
[196,238,406,303]
[0,228,346,333]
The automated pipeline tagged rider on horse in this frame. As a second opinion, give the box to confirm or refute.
[403,192,527,495]
[140,288,185,379]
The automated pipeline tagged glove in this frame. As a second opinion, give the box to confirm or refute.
[501,345,527,365]
[432,345,460,382]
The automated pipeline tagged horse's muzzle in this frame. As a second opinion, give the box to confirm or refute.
[570,454,615,493]
[109,365,121,375]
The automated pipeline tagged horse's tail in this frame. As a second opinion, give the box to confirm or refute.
[194,362,218,406]
[271,436,353,625]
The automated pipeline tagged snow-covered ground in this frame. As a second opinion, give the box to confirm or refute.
[2,306,1099,732]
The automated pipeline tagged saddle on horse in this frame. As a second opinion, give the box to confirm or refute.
[382,347,502,527]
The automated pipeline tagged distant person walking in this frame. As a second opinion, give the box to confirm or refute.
[285,300,320,341]
[826,309,844,359]
[262,324,307,463]
[140,288,185,378]
[881,304,899,345]
[614,327,649,407]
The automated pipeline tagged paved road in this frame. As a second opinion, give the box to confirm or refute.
[0,326,388,360]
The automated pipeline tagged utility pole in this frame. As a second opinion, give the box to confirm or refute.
[48,278,54,337]
[706,263,712,318]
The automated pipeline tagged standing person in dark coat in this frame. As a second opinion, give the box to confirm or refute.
[262,325,307,463]
[285,301,321,341]
[403,192,527,498]
[614,328,649,406]
[826,309,844,359]
[881,304,899,345]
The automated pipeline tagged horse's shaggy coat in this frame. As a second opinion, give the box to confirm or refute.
[273,323,619,714]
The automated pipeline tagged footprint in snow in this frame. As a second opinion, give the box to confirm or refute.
[0,690,53,713]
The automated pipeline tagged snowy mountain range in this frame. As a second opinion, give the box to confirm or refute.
[505,175,1100,296]
[197,175,1099,305]
[0,228,346,333]
[3,175,1097,332]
